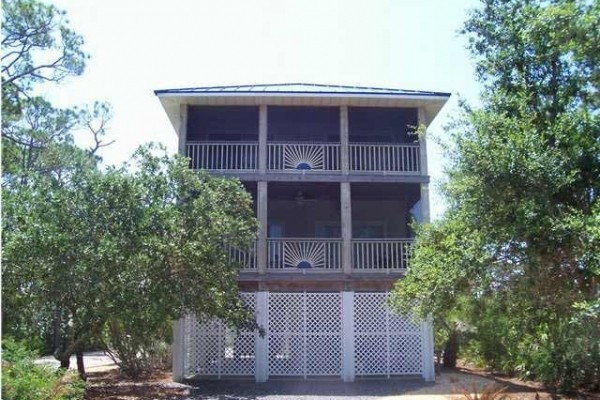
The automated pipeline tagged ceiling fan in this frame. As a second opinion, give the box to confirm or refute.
[294,191,318,205]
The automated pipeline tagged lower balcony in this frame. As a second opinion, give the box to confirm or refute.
[351,238,412,272]
[230,238,413,273]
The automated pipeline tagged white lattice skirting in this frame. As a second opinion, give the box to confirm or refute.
[173,292,435,382]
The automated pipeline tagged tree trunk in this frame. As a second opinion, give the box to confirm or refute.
[443,330,459,368]
[76,351,86,380]
[59,354,70,369]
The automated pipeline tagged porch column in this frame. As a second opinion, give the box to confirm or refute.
[340,182,352,275]
[340,106,349,174]
[257,181,268,275]
[418,108,430,223]
[341,291,355,382]
[259,105,267,174]
[172,317,185,382]
[421,318,435,381]
[178,104,188,157]
[418,107,428,176]
[255,291,269,382]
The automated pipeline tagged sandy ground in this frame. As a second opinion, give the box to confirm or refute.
[38,353,588,399]
[35,351,117,371]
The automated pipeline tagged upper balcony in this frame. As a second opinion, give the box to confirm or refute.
[184,105,423,176]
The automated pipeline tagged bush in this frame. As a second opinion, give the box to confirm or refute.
[1,338,85,400]
[461,306,600,392]
[103,319,172,378]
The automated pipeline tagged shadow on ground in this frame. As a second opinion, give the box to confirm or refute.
[185,378,435,399]
[84,367,571,400]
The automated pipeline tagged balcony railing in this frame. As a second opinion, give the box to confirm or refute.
[186,142,258,170]
[185,142,422,173]
[267,143,340,171]
[267,238,342,271]
[350,143,420,173]
[226,242,257,270]
[352,239,413,272]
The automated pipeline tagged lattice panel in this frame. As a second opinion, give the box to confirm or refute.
[389,312,421,333]
[185,293,256,377]
[268,293,304,333]
[268,334,304,375]
[306,293,342,375]
[268,293,342,376]
[354,293,387,334]
[181,291,426,380]
[268,293,304,376]
[354,293,422,376]
[306,293,341,333]
[355,334,387,375]
[389,334,422,374]
[306,335,342,375]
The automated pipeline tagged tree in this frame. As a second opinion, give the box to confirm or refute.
[391,0,599,391]
[2,145,258,378]
[2,0,86,118]
[1,0,100,187]
[1,1,113,363]
[2,0,259,379]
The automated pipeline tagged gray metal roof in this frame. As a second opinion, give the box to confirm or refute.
[154,83,450,97]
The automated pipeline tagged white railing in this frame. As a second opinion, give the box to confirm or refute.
[352,239,413,271]
[226,242,257,270]
[268,143,340,171]
[350,143,420,173]
[267,238,342,271]
[186,142,258,170]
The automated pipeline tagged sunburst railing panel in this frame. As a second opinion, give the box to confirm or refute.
[267,238,342,271]
[268,143,340,171]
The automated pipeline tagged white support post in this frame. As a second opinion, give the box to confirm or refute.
[340,182,352,275]
[417,107,428,176]
[257,182,268,275]
[178,104,188,157]
[418,108,431,225]
[341,291,355,382]
[255,291,269,382]
[421,318,435,382]
[259,105,267,174]
[340,106,349,174]
[172,317,185,382]
[420,183,431,224]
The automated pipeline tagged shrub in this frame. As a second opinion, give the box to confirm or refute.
[103,319,172,378]
[1,338,85,400]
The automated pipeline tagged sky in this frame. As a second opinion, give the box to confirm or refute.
[47,0,482,219]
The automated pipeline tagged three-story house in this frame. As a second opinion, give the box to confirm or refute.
[155,83,450,382]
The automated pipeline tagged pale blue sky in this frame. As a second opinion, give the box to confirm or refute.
[48,0,482,218]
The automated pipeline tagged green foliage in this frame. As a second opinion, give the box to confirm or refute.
[1,0,87,118]
[103,319,172,377]
[391,0,599,391]
[2,144,258,376]
[1,338,85,400]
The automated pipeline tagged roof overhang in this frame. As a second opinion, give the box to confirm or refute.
[155,89,451,134]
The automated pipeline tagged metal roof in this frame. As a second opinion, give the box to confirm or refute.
[154,83,450,98]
